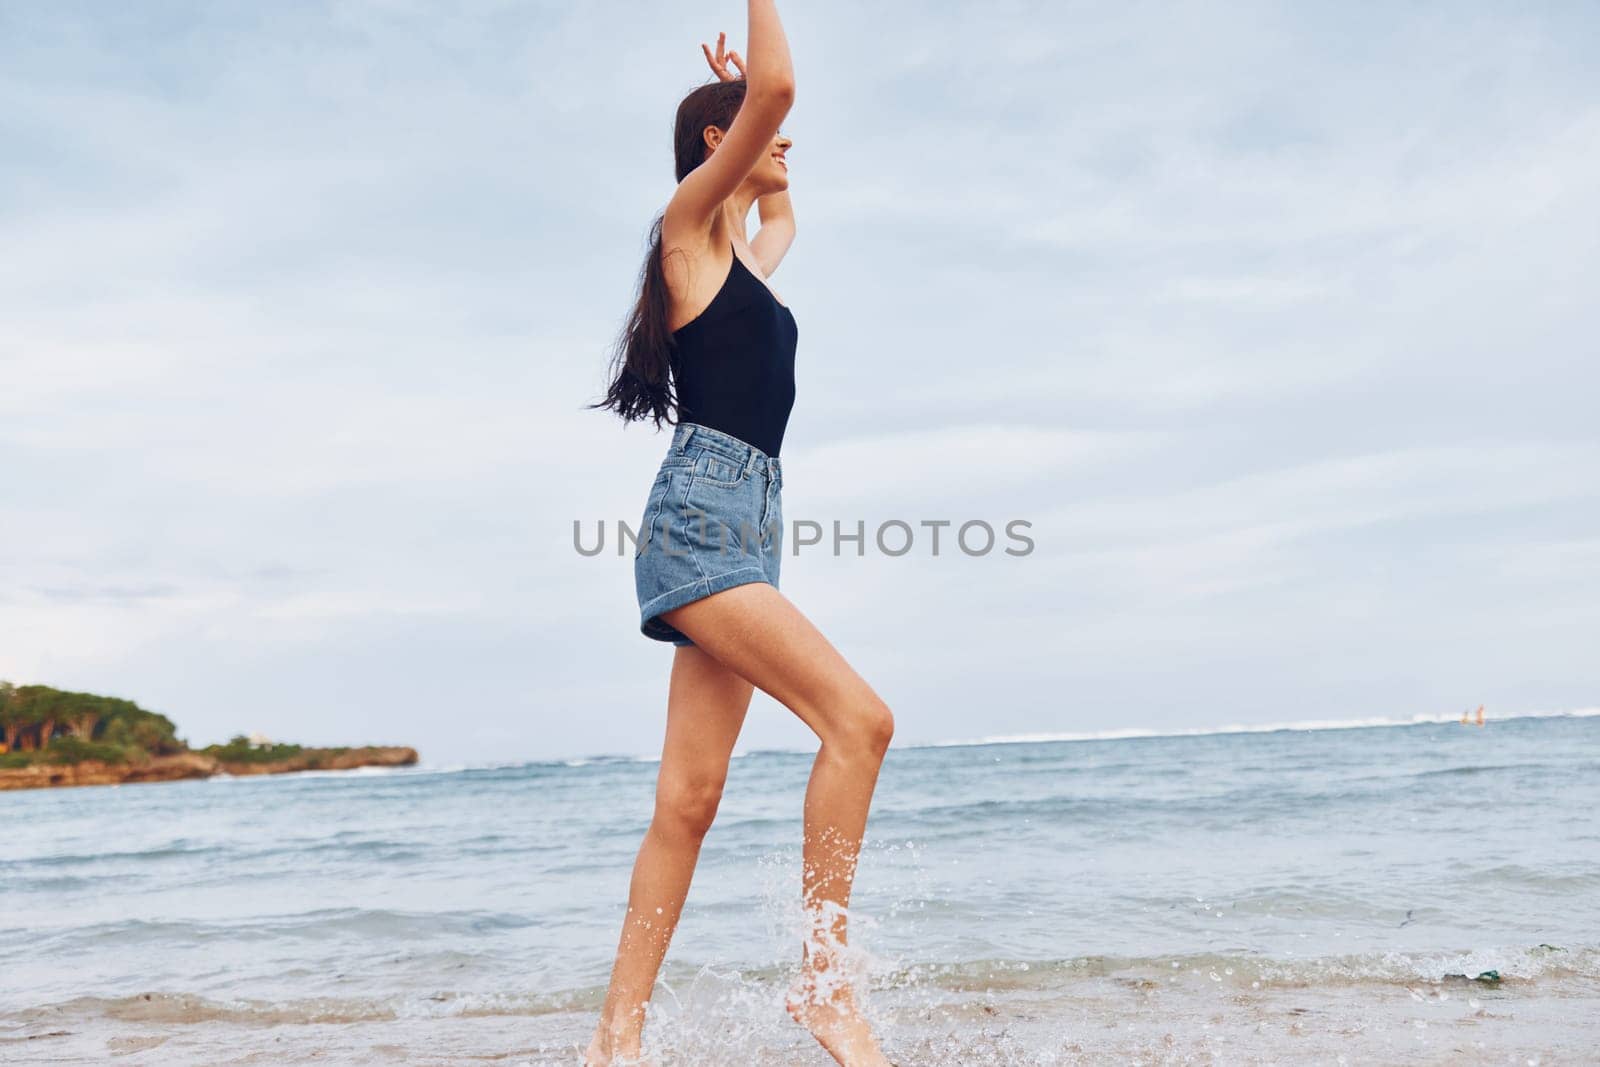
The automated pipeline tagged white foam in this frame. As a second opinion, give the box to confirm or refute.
[922,705,1600,749]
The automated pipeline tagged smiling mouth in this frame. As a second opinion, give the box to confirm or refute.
[773,155,787,169]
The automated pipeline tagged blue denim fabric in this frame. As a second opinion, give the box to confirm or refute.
[634,422,784,646]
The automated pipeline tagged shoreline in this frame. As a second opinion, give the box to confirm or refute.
[0,746,419,792]
[5,959,1595,1066]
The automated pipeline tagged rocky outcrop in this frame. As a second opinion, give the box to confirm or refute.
[215,746,419,777]
[0,747,418,792]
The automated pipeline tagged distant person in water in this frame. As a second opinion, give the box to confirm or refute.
[583,5,896,1066]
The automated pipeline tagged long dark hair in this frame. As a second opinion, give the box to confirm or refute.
[589,77,748,429]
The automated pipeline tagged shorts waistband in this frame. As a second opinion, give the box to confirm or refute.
[671,423,782,484]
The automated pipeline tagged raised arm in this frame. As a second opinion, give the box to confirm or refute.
[663,0,795,232]
[751,189,796,276]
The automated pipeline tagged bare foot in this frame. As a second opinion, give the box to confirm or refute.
[785,968,892,1067]
[581,1024,651,1067]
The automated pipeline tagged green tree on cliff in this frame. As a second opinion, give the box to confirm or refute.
[0,682,182,757]
[0,681,16,750]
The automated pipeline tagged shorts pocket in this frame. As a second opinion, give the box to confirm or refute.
[694,450,747,488]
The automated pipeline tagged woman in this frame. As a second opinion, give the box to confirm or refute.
[585,5,896,1066]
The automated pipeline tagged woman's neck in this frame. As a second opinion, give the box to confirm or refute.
[719,188,762,244]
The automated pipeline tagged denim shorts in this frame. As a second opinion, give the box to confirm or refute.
[634,422,784,646]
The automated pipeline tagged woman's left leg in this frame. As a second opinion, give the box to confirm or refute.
[586,643,754,1065]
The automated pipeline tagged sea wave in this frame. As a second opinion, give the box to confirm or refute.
[928,705,1600,749]
[888,942,1600,991]
[0,986,601,1030]
[425,706,1600,771]
[208,764,415,784]
[5,943,1592,1033]
[1,907,539,956]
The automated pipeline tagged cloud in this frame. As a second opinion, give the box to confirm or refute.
[1,1,1597,761]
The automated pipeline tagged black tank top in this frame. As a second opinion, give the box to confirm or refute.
[669,241,798,458]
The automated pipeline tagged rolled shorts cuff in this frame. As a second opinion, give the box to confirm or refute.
[639,565,772,645]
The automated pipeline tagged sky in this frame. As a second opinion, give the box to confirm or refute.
[2,1,1597,765]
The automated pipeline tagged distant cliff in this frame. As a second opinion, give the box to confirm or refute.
[0,681,418,791]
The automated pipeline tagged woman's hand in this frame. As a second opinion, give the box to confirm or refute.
[701,31,745,82]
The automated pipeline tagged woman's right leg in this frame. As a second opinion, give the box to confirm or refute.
[660,582,896,1067]
[586,642,755,1066]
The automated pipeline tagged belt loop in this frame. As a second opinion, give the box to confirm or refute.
[744,450,758,477]
[678,425,695,453]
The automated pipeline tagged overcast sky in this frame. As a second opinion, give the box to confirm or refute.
[2,1,1596,765]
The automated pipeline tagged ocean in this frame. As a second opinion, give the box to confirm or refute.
[3,710,1598,1065]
